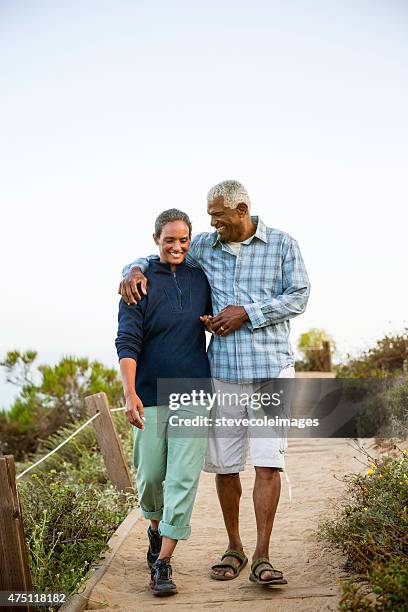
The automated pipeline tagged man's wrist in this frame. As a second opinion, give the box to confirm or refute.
[239,306,249,322]
[242,303,267,330]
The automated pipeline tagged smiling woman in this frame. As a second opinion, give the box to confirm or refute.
[153,210,192,269]
[115,208,212,597]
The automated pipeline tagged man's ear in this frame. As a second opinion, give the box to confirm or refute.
[237,202,249,217]
[153,233,159,245]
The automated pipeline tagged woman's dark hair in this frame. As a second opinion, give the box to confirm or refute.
[154,209,192,238]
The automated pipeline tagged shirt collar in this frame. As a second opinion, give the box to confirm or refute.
[150,259,187,272]
[211,216,268,247]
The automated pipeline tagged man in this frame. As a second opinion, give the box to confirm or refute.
[119,180,310,585]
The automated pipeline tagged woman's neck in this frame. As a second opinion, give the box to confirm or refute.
[159,256,178,273]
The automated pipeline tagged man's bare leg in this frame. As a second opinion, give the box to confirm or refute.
[252,466,282,580]
[211,473,244,578]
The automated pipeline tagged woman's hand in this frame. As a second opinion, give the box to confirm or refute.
[125,391,145,429]
[200,314,214,333]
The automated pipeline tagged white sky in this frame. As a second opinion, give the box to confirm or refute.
[1,0,407,408]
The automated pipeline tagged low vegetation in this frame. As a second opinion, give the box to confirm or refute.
[336,329,408,379]
[16,413,135,605]
[0,350,123,459]
[296,327,335,371]
[0,350,135,607]
[20,471,135,597]
[319,446,408,610]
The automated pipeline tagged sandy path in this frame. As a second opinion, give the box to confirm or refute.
[86,437,367,611]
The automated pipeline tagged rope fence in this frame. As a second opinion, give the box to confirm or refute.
[1,393,133,601]
[16,405,127,480]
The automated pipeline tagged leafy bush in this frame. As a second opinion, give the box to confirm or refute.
[15,409,136,607]
[338,559,408,611]
[296,327,335,371]
[354,377,408,439]
[0,350,136,607]
[319,447,408,610]
[1,350,124,459]
[336,330,408,379]
[19,470,136,597]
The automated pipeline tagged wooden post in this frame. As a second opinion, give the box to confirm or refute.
[0,455,33,611]
[85,392,134,493]
[322,340,333,372]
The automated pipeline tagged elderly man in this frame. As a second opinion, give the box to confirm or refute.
[119,180,310,586]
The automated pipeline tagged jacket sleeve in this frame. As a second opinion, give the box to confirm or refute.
[206,283,213,316]
[115,298,145,361]
[122,255,158,277]
[244,237,310,331]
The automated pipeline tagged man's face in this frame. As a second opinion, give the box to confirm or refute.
[207,196,246,242]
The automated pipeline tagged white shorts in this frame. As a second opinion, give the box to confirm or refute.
[204,366,295,474]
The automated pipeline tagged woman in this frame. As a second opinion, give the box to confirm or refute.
[115,209,212,597]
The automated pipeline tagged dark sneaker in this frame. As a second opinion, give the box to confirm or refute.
[147,526,162,569]
[150,558,178,596]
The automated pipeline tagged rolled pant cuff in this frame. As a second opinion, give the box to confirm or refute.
[159,521,191,540]
[141,508,163,520]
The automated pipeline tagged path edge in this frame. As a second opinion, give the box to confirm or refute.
[60,508,141,612]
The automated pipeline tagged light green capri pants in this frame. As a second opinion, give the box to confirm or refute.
[133,403,208,540]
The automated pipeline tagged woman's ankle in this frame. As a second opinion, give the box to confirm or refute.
[159,536,178,559]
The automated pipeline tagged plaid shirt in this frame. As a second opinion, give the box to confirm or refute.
[123,217,310,382]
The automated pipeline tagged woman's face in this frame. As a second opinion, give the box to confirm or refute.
[154,220,191,266]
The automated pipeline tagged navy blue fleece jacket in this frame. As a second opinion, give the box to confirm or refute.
[115,259,212,406]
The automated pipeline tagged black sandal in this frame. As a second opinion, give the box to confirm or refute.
[147,526,162,569]
[249,557,287,585]
[211,549,248,580]
[150,558,178,596]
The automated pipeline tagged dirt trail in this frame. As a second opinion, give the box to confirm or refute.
[86,437,369,611]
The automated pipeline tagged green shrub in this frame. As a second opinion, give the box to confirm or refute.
[355,377,408,439]
[19,469,136,598]
[14,407,136,607]
[1,351,136,608]
[319,449,408,610]
[339,558,408,611]
[336,330,408,379]
[296,327,335,371]
[1,350,124,459]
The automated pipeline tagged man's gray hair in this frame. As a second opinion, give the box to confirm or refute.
[207,180,251,210]
[154,208,192,238]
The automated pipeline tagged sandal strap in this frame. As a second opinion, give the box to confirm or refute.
[221,549,246,563]
[251,557,282,578]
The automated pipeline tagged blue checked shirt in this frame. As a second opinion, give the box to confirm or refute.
[123,217,310,383]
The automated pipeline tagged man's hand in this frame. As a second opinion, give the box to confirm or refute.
[200,314,214,333]
[118,267,148,305]
[211,305,249,336]
[125,391,145,429]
